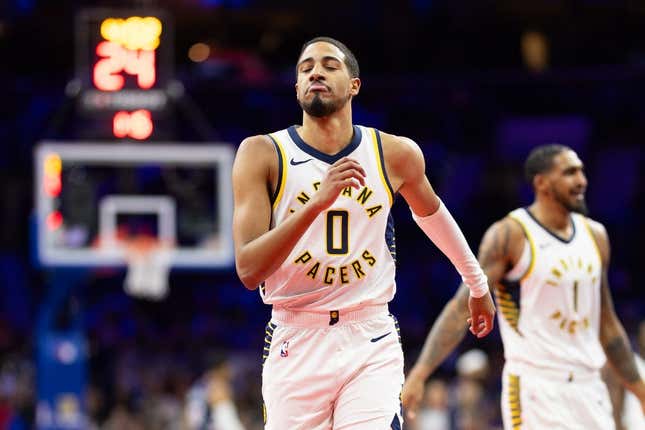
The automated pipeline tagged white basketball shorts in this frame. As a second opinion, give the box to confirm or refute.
[501,361,615,430]
[261,304,404,430]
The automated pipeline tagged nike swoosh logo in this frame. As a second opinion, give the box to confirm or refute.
[370,332,392,343]
[290,158,313,166]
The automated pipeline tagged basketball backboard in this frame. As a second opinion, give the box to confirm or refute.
[34,142,234,269]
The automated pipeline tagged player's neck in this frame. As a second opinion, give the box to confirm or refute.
[529,200,572,233]
[299,110,354,155]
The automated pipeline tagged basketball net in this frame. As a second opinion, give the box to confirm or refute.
[123,235,172,301]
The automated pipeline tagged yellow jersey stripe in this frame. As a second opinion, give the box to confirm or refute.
[508,213,536,282]
[268,133,288,211]
[581,217,602,263]
[370,128,393,206]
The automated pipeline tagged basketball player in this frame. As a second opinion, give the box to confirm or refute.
[402,144,645,429]
[232,37,496,430]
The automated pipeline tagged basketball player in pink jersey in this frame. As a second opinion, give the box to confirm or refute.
[402,144,645,429]
[232,37,495,430]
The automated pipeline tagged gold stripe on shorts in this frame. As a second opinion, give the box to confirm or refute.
[262,321,277,365]
[389,313,402,345]
[508,373,522,429]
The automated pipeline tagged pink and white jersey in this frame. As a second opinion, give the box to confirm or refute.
[497,208,606,372]
[260,125,396,311]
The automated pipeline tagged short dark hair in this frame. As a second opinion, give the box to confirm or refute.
[299,36,360,78]
[524,144,572,184]
[201,349,229,373]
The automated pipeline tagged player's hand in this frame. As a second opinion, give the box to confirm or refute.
[467,291,496,338]
[401,366,427,420]
[310,157,366,211]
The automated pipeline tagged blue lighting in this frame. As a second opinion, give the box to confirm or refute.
[199,0,251,8]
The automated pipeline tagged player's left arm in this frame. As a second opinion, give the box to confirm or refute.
[588,219,645,410]
[602,364,628,430]
[380,133,495,337]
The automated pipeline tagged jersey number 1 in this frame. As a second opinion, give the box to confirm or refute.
[326,210,348,254]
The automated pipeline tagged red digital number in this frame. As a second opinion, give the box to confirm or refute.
[93,41,156,91]
[113,110,153,140]
[124,49,155,89]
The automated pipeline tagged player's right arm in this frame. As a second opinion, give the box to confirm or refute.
[232,136,365,290]
[401,216,524,419]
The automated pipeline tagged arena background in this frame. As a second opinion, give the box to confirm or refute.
[1,1,644,429]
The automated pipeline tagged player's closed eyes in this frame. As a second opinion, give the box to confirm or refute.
[299,61,340,73]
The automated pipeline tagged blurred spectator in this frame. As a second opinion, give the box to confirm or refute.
[85,384,105,430]
[102,401,145,430]
[454,349,497,430]
[413,378,451,430]
[0,354,35,430]
[184,350,245,430]
[139,362,184,430]
[455,349,489,382]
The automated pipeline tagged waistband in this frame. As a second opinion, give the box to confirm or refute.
[271,303,389,327]
[505,360,601,383]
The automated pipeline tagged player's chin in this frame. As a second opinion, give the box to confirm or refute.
[569,200,589,215]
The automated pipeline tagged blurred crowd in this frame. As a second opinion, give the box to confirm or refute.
[1,288,642,430]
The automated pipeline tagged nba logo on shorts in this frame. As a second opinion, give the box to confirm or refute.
[280,341,289,357]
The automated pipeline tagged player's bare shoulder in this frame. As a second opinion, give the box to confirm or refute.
[479,216,526,270]
[378,131,423,166]
[235,134,276,166]
[233,134,280,189]
[377,131,425,192]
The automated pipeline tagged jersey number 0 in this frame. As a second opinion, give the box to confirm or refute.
[326,210,348,254]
